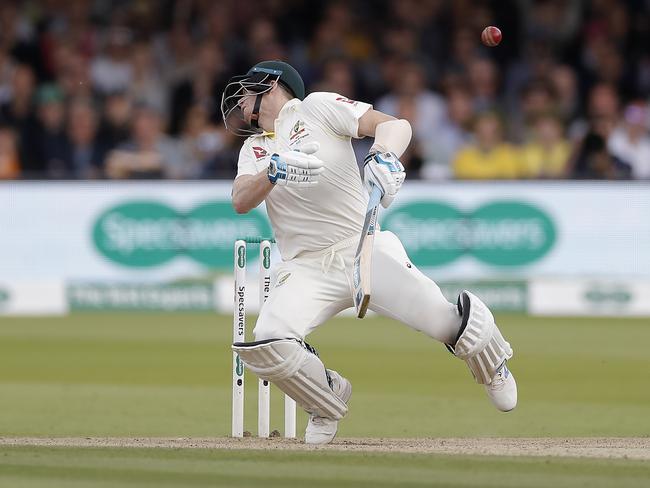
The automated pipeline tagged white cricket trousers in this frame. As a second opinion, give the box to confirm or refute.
[253,231,461,344]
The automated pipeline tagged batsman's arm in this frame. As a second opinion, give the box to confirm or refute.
[232,170,274,214]
[357,110,412,158]
[232,142,324,214]
[358,109,411,208]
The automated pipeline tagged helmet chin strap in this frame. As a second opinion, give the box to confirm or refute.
[250,93,264,131]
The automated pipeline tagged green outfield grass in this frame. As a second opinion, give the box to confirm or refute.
[1,313,649,487]
[2,446,649,488]
[1,313,649,438]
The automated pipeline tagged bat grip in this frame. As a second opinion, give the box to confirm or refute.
[368,184,383,209]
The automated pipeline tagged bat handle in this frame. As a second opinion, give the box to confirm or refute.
[368,184,383,209]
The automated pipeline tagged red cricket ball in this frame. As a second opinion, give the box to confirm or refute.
[481,26,502,47]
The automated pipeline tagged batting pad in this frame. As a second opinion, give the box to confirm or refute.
[232,339,348,420]
[452,290,513,385]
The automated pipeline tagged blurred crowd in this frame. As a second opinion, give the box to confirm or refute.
[1,0,650,181]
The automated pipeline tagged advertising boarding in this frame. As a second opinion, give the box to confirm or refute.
[1,181,649,315]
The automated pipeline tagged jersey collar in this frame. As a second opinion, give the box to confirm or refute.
[254,99,299,139]
[277,98,300,120]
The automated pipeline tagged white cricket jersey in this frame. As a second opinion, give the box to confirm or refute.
[236,92,372,260]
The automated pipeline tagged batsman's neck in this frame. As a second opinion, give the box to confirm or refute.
[258,88,293,133]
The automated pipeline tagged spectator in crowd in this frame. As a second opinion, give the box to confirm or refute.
[0,63,39,172]
[151,24,195,87]
[517,0,583,48]
[58,98,107,179]
[0,48,14,105]
[0,1,40,73]
[97,90,132,149]
[467,56,501,112]
[569,130,631,180]
[0,0,648,180]
[421,81,474,180]
[309,2,373,66]
[503,41,557,121]
[453,111,522,179]
[246,18,286,65]
[33,83,67,177]
[311,57,356,99]
[389,0,447,66]
[569,89,631,180]
[569,82,621,141]
[105,102,185,179]
[169,41,229,135]
[372,53,402,100]
[376,59,446,176]
[0,123,20,179]
[608,101,650,179]
[199,129,241,180]
[198,3,243,68]
[510,79,558,143]
[50,41,94,100]
[549,64,580,123]
[179,103,227,179]
[0,64,35,125]
[444,27,481,77]
[55,0,97,59]
[128,41,168,117]
[580,1,632,94]
[381,23,433,79]
[90,26,133,96]
[519,112,571,178]
[577,85,622,164]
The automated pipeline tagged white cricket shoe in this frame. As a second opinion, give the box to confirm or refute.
[485,361,517,412]
[304,370,352,445]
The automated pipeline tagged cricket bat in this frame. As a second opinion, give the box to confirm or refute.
[353,185,383,318]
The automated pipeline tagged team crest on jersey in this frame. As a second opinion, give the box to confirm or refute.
[289,120,310,146]
[252,146,268,160]
[289,120,306,140]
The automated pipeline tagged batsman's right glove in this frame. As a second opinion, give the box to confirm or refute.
[363,151,406,208]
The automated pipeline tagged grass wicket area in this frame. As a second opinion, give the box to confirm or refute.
[1,313,649,487]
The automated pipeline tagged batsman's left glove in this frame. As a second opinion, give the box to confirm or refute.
[363,151,406,208]
[267,142,324,187]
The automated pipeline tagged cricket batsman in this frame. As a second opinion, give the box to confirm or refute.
[223,60,517,444]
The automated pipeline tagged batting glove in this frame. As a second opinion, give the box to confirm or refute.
[267,142,324,187]
[363,151,406,208]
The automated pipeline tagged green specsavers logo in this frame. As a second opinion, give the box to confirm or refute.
[237,244,246,268]
[235,355,244,376]
[93,201,271,268]
[262,246,271,269]
[383,200,556,267]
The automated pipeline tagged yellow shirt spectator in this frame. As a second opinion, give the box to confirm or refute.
[519,141,571,178]
[452,111,524,179]
[453,144,522,179]
[519,113,571,178]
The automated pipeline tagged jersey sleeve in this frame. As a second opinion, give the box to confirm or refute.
[301,92,372,138]
[235,140,262,179]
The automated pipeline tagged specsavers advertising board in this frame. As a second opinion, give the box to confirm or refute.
[1,181,648,281]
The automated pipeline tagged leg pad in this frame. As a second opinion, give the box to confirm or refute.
[449,291,513,384]
[232,339,348,419]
